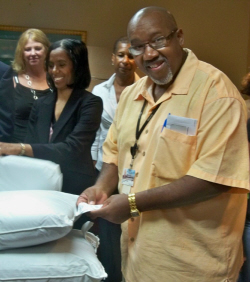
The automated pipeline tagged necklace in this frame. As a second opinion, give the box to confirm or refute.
[30,89,38,100]
[24,74,38,100]
[24,74,32,86]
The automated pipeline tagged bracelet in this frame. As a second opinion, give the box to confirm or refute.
[19,143,26,156]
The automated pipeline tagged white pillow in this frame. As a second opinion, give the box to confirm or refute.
[0,190,79,250]
[0,229,107,282]
[0,156,62,191]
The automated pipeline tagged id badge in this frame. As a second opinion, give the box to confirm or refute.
[121,168,135,187]
[122,184,131,195]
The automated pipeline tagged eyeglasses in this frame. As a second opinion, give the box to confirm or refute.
[129,29,178,56]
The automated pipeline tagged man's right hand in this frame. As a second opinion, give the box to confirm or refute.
[77,163,119,207]
[76,185,108,206]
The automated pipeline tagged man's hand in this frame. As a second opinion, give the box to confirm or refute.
[76,163,126,223]
[77,185,109,206]
[77,163,119,205]
[87,193,131,224]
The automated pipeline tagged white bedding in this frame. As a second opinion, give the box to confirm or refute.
[0,190,79,250]
[0,156,62,192]
[0,229,107,282]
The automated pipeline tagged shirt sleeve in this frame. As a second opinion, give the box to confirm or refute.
[187,97,249,190]
[91,85,102,160]
[102,108,119,166]
[0,67,14,142]
[91,126,101,160]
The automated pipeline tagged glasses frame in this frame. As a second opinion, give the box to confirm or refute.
[129,28,178,56]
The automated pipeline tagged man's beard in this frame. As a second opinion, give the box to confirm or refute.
[150,68,173,85]
[147,58,173,85]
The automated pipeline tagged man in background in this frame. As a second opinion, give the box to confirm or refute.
[91,36,138,282]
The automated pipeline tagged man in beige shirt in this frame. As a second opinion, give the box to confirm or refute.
[78,6,249,282]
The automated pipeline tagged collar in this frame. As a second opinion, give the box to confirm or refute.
[104,72,141,90]
[168,48,198,95]
[103,73,116,90]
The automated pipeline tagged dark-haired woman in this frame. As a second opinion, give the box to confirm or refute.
[0,39,103,196]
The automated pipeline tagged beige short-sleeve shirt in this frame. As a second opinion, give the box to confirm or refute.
[103,49,249,282]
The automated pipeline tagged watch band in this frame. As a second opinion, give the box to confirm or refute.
[128,193,140,217]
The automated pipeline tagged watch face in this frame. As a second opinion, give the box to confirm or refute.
[131,210,140,217]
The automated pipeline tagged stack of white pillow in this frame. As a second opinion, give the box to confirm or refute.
[0,156,107,282]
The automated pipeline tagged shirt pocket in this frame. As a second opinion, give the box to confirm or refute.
[152,127,197,180]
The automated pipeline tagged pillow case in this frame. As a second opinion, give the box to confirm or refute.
[0,190,79,251]
[0,229,107,282]
[0,156,62,191]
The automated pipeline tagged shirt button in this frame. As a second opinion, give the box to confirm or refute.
[130,217,134,222]
[145,130,148,134]
[142,152,146,156]
[135,172,139,177]
[130,237,134,242]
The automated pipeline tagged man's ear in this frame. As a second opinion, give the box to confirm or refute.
[111,54,115,65]
[177,29,184,46]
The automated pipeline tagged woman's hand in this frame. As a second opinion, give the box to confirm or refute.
[0,142,22,156]
[0,143,34,157]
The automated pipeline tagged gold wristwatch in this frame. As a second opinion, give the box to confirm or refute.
[128,193,140,217]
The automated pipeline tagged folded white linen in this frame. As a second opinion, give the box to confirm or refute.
[76,202,103,216]
[0,228,107,282]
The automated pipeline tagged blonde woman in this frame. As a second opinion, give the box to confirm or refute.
[11,28,51,142]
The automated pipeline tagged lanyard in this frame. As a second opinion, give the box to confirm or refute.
[130,99,161,168]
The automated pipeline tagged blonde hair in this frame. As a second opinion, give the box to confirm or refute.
[12,28,50,73]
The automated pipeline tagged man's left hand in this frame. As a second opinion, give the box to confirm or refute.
[87,193,131,224]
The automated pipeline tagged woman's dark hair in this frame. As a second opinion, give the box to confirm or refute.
[46,39,91,90]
